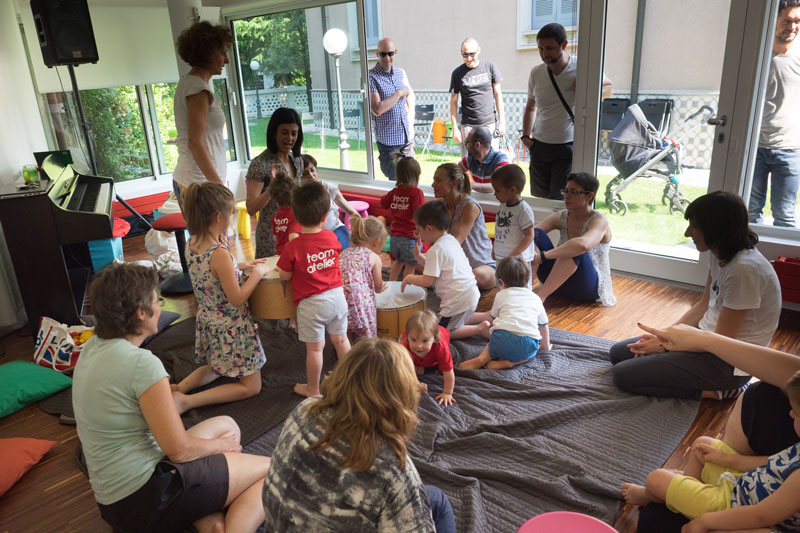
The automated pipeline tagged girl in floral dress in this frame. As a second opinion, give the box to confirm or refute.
[339,216,387,340]
[172,183,272,414]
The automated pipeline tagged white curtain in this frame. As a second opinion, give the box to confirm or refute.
[0,1,49,333]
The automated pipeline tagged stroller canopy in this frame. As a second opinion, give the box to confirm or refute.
[609,103,676,178]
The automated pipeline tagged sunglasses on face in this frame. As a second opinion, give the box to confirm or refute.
[561,188,591,196]
[379,51,396,57]
[461,51,477,58]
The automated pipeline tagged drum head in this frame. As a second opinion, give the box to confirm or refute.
[260,255,281,280]
[376,281,426,310]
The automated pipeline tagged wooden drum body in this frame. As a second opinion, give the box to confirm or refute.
[375,281,427,339]
[248,256,296,320]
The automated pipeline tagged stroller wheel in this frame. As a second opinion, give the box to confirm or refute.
[669,198,690,215]
[608,199,628,216]
[661,193,669,206]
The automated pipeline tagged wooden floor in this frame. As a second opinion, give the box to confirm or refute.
[1,232,799,533]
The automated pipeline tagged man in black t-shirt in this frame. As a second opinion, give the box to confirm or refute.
[449,37,505,155]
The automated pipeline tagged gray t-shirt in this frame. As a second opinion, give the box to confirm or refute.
[263,398,435,532]
[72,336,169,505]
[759,49,800,149]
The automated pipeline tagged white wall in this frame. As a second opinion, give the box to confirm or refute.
[0,0,49,331]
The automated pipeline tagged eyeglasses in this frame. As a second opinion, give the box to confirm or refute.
[378,51,396,57]
[561,188,591,196]
[461,51,478,58]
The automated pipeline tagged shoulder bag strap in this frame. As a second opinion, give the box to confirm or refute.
[547,67,574,122]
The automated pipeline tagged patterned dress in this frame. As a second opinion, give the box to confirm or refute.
[245,149,303,258]
[339,246,377,338]
[186,243,266,377]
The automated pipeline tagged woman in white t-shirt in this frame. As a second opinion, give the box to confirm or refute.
[172,22,232,203]
[609,191,782,400]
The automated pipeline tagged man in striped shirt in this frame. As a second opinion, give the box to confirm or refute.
[369,38,415,180]
[461,127,510,193]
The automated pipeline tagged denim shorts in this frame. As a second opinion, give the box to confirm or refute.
[390,235,417,264]
[488,329,539,362]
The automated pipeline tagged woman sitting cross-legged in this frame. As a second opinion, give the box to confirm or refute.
[532,172,616,306]
[262,337,456,532]
[72,263,270,533]
[609,190,782,400]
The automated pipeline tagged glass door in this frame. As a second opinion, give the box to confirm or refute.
[231,1,371,176]
[578,0,773,284]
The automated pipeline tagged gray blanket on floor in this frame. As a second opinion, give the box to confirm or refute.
[245,327,699,532]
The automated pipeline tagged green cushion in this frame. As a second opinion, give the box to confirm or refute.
[0,361,72,419]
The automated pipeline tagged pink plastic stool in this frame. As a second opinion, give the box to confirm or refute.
[517,511,616,533]
[338,200,370,228]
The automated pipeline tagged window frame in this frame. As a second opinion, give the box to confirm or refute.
[517,0,578,50]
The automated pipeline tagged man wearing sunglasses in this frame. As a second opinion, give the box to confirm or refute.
[369,38,415,180]
[449,37,505,156]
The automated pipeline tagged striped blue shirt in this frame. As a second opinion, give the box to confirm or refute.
[368,64,412,146]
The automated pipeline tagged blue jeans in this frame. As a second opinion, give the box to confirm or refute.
[377,141,414,180]
[748,147,800,227]
[533,228,599,301]
[424,485,456,533]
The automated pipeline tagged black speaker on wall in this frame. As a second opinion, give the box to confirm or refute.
[31,0,99,67]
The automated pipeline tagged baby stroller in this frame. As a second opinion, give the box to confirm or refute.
[605,103,714,216]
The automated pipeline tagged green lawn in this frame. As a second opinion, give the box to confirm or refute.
[246,120,725,248]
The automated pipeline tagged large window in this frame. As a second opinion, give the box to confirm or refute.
[43,79,235,183]
[233,3,369,175]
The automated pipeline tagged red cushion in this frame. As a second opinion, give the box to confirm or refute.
[152,212,187,232]
[0,438,57,496]
[112,217,131,238]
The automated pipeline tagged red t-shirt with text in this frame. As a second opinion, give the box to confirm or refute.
[401,326,453,371]
[380,185,425,238]
[277,230,342,305]
[272,207,302,255]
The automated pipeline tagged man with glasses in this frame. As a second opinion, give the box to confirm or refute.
[461,127,510,194]
[369,38,415,180]
[748,0,800,227]
[449,37,505,156]
[521,23,613,200]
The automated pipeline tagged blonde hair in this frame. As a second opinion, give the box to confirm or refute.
[784,370,800,405]
[437,162,471,195]
[394,153,421,187]
[350,215,387,247]
[404,310,441,342]
[306,338,419,471]
[182,182,234,241]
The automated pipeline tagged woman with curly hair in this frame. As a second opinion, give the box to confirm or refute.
[262,338,455,532]
[172,21,233,204]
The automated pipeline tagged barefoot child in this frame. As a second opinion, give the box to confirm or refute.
[490,166,536,283]
[340,216,387,340]
[401,201,480,340]
[400,310,456,407]
[269,170,300,255]
[276,180,352,397]
[380,154,425,281]
[460,256,551,370]
[621,370,800,533]
[173,183,271,413]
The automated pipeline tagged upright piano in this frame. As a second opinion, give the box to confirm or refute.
[0,154,114,334]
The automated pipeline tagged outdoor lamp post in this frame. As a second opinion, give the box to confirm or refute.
[322,28,350,170]
[249,60,262,120]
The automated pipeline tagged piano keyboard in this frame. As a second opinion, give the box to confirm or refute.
[67,181,111,213]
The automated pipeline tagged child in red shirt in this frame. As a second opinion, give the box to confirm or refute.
[269,171,301,255]
[400,310,456,407]
[276,181,351,397]
[380,155,425,281]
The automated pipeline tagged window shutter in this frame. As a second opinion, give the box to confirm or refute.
[365,0,379,47]
[558,0,577,27]
[531,0,557,30]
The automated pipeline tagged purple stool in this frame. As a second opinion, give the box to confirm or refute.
[338,200,370,228]
[152,212,193,295]
[518,511,616,533]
